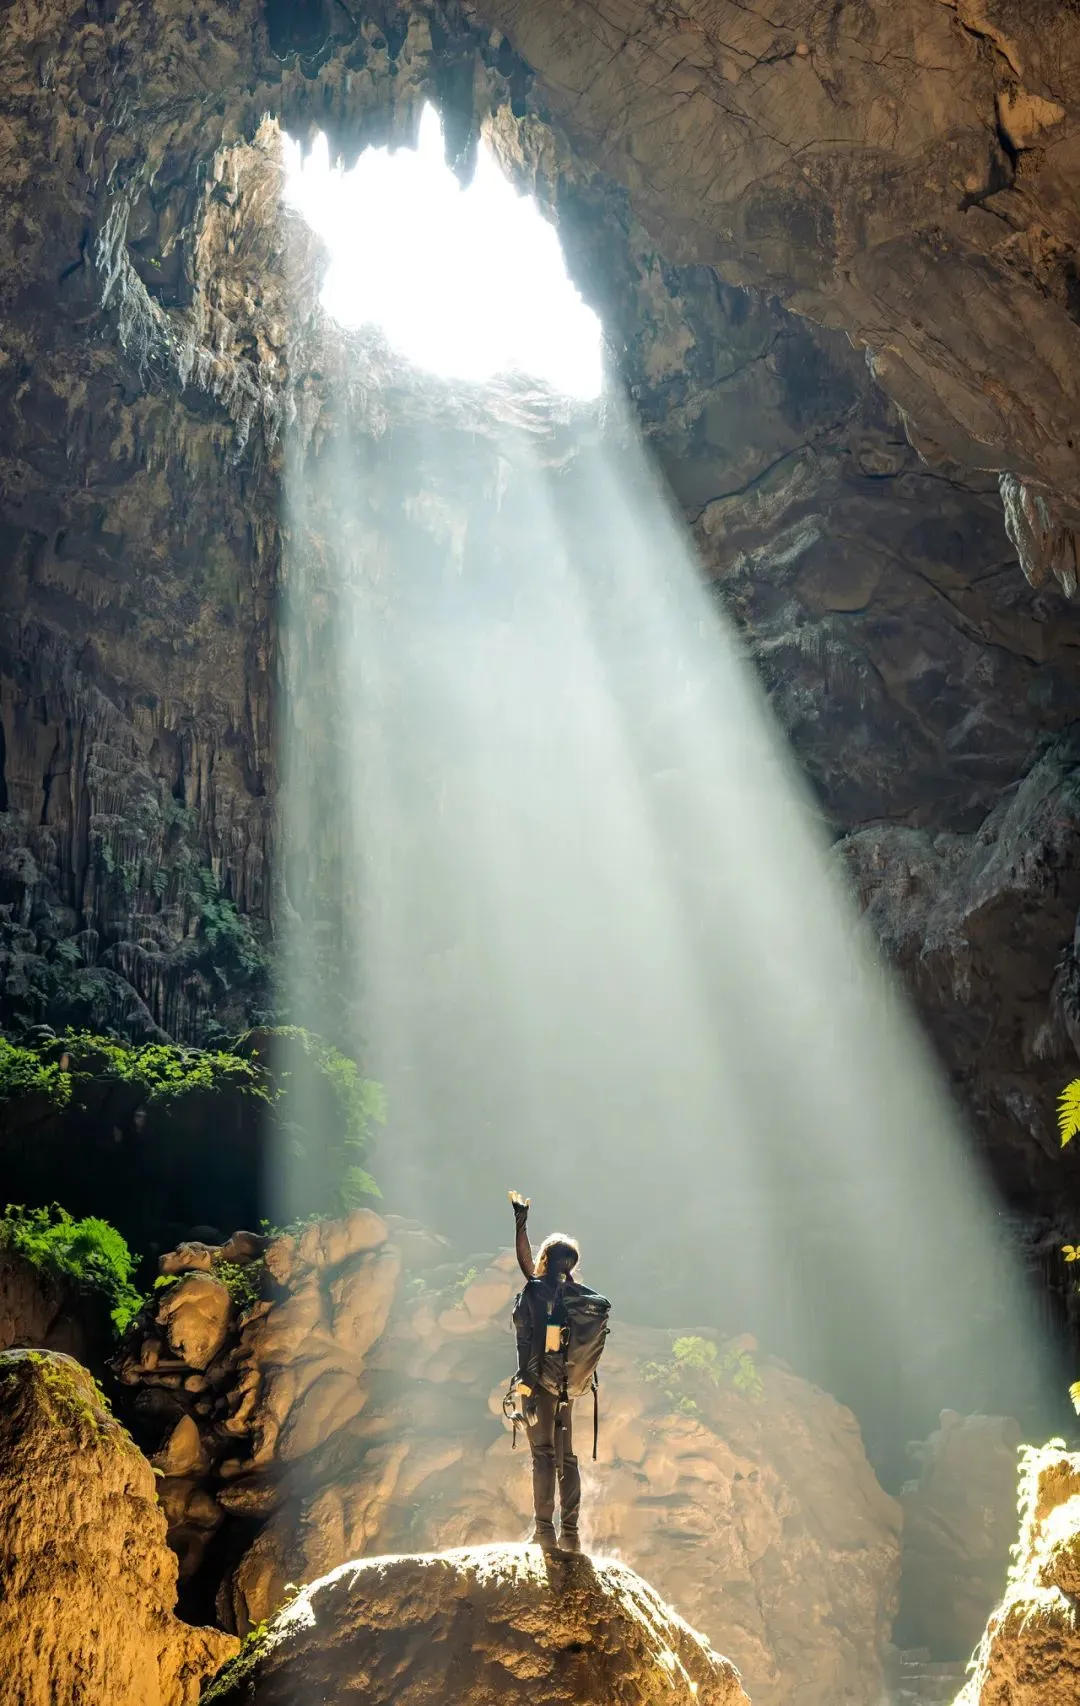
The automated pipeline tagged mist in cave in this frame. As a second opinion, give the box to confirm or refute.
[276,109,1064,1482]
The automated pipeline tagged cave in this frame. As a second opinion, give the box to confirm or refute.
[4,4,1080,1704]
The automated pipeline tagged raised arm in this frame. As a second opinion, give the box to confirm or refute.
[509,1190,535,1280]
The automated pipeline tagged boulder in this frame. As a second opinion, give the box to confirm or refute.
[0,1349,236,1706]
[203,1545,749,1706]
[959,1442,1080,1706]
[158,1273,233,1370]
[898,1411,1023,1657]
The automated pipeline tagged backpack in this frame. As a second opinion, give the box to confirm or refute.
[509,1277,611,1457]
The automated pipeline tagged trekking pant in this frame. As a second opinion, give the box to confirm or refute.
[526,1390,580,1532]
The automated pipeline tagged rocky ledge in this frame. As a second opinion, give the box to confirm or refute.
[201,1544,750,1706]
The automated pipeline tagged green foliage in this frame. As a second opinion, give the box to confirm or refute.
[0,1030,267,1113]
[187,866,268,987]
[0,1036,74,1106]
[0,1205,142,1333]
[240,1027,385,1213]
[214,1259,264,1312]
[201,1616,278,1702]
[1,1026,385,1226]
[640,1334,765,1410]
[1058,1079,1080,1146]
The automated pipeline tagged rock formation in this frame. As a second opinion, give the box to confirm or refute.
[958,1441,1080,1706]
[479,0,1080,579]
[200,1545,750,1706]
[114,1210,901,1706]
[0,0,1078,1253]
[0,1248,88,1359]
[0,1348,236,1706]
[897,1410,1023,1659]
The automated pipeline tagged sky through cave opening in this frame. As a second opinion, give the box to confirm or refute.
[282,103,604,399]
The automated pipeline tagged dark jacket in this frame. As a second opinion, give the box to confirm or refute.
[515,1275,562,1391]
[515,1275,610,1396]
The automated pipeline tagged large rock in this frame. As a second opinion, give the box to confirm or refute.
[118,1216,901,1706]
[0,1349,236,1706]
[959,1442,1080,1706]
[0,1249,88,1359]
[898,1411,1023,1658]
[202,1545,749,1706]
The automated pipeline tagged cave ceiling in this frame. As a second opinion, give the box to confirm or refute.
[1,0,1080,1215]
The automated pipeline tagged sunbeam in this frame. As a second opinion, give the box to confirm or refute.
[277,119,1061,1488]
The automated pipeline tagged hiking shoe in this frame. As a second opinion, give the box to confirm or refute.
[558,1528,582,1554]
[531,1522,559,1551]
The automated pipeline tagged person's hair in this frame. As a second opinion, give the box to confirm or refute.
[535,1233,580,1279]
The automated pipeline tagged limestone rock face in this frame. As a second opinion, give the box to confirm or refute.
[202,1546,750,1706]
[898,1411,1023,1658]
[479,0,1080,560]
[117,1216,901,1706]
[840,728,1080,1199]
[0,1349,236,1706]
[959,1443,1080,1706]
[0,1249,86,1358]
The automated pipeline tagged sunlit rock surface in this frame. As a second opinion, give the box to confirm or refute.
[897,1411,1022,1659]
[115,1214,901,1706]
[0,1348,236,1706]
[958,1443,1080,1706]
[201,1545,750,1706]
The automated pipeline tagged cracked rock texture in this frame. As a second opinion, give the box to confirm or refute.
[114,1213,901,1706]
[480,0,1080,585]
[201,1546,750,1706]
[958,1442,1080,1706]
[0,1348,237,1706]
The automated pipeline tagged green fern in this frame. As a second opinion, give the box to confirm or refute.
[1058,1079,1080,1146]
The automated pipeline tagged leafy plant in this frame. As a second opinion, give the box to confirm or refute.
[239,1027,385,1213]
[187,866,268,986]
[0,1031,268,1113]
[214,1259,264,1312]
[640,1334,764,1409]
[0,1036,75,1106]
[1058,1080,1080,1146]
[0,1204,142,1333]
[1,1026,384,1228]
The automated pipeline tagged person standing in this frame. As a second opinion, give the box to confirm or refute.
[508,1190,609,1553]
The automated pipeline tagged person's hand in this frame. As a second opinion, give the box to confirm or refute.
[508,1190,530,1210]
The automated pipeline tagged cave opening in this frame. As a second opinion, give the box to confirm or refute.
[281,102,603,399]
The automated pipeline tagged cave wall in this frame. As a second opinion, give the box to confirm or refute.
[1,0,1080,1231]
[475,0,1080,588]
